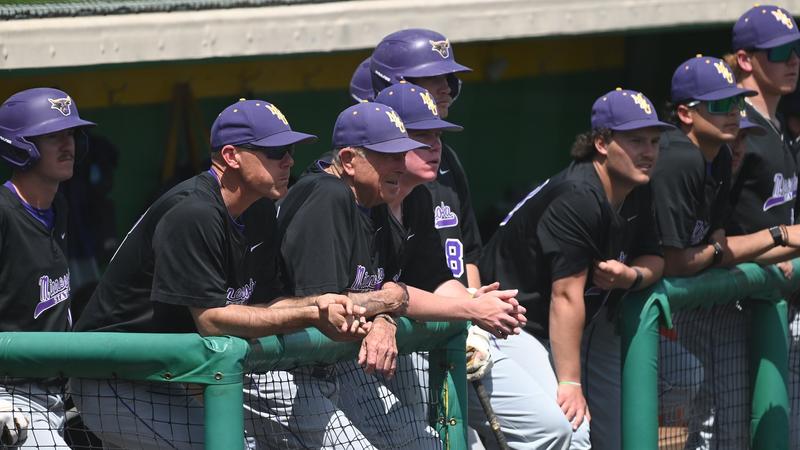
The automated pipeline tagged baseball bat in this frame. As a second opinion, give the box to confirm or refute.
[471,379,509,450]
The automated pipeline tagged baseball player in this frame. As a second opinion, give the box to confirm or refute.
[717,5,800,448]
[480,88,669,449]
[72,98,365,449]
[350,57,376,103]
[645,54,800,450]
[731,112,766,177]
[243,101,421,449]
[0,87,95,449]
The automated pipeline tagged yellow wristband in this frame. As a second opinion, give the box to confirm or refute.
[558,380,581,387]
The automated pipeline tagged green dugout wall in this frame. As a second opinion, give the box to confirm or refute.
[0,25,732,237]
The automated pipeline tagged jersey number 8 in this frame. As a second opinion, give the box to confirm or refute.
[445,238,464,278]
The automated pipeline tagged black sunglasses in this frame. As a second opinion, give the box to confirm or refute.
[236,143,295,160]
[766,41,800,62]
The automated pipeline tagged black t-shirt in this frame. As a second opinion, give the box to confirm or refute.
[76,172,280,333]
[277,172,398,296]
[728,104,798,234]
[425,145,483,285]
[651,129,732,248]
[380,185,454,292]
[0,188,71,332]
[480,160,662,339]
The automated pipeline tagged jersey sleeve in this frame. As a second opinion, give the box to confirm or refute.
[150,201,228,309]
[650,147,704,249]
[446,146,483,265]
[536,185,604,281]
[279,177,357,296]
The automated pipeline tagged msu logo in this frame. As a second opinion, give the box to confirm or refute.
[772,9,794,30]
[420,91,438,116]
[714,61,733,84]
[429,39,451,58]
[48,96,72,117]
[266,104,288,125]
[386,110,406,133]
[631,92,652,115]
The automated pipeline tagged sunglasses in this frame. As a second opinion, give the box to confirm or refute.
[766,41,800,62]
[686,96,746,115]
[236,143,295,160]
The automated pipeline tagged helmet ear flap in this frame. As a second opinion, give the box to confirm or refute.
[0,133,39,170]
[447,74,462,103]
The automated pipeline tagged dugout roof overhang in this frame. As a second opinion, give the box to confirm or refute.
[2,0,800,70]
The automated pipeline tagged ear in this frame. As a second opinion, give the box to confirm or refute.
[736,50,754,75]
[338,147,359,176]
[594,135,610,156]
[219,145,241,169]
[676,104,694,126]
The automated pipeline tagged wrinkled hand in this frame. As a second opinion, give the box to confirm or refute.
[315,294,368,342]
[556,383,590,431]
[472,289,526,338]
[466,325,493,381]
[592,260,635,290]
[358,316,398,378]
[777,260,794,280]
[0,400,29,446]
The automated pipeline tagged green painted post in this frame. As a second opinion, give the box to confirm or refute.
[204,382,245,450]
[620,290,666,450]
[445,329,468,450]
[749,298,790,450]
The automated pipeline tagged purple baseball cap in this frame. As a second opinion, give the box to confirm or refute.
[591,88,674,131]
[739,110,767,135]
[332,102,429,153]
[733,4,800,50]
[671,55,756,103]
[210,99,316,150]
[350,58,375,103]
[374,82,462,132]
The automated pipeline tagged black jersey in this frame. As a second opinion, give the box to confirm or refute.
[75,172,280,333]
[425,145,482,285]
[380,185,454,292]
[651,129,732,248]
[728,104,798,234]
[0,188,71,332]
[480,160,661,339]
[277,172,398,296]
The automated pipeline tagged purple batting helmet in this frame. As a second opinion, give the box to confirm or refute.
[0,87,95,169]
[370,29,471,101]
[350,57,375,103]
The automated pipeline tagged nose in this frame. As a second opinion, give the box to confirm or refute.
[282,152,295,168]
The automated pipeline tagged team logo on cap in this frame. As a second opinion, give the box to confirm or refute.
[266,104,288,125]
[386,110,406,133]
[771,9,794,30]
[420,91,439,116]
[714,61,734,84]
[429,39,451,58]
[48,96,72,117]
[631,92,652,115]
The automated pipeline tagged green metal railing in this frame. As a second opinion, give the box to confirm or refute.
[0,318,467,449]
[621,261,800,450]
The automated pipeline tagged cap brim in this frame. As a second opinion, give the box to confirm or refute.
[250,129,318,147]
[25,117,96,137]
[740,119,767,136]
[363,137,430,153]
[611,119,675,132]
[403,60,472,78]
[405,118,463,132]
[694,86,758,101]
[754,33,800,49]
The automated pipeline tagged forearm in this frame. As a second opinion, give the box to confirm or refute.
[549,293,585,383]
[466,263,481,290]
[191,304,319,338]
[753,245,800,265]
[347,284,407,316]
[432,279,471,298]
[262,295,318,309]
[629,255,664,290]
[663,245,716,277]
[404,285,474,321]
[723,229,780,266]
